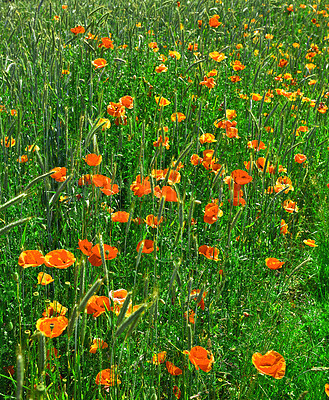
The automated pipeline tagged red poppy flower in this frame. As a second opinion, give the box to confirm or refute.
[209,14,221,28]
[88,244,118,266]
[231,169,252,185]
[252,350,286,379]
[18,250,45,268]
[265,258,285,270]
[166,361,182,376]
[136,240,158,254]
[86,296,111,317]
[198,245,219,261]
[44,250,76,269]
[204,203,223,224]
[36,316,68,338]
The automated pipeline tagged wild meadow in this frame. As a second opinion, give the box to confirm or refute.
[0,0,329,398]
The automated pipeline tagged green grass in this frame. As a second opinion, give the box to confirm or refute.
[0,0,329,399]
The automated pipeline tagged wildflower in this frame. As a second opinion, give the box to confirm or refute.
[251,93,262,101]
[247,140,266,151]
[199,133,216,144]
[154,186,178,202]
[155,64,168,73]
[88,244,118,266]
[209,51,227,62]
[145,215,163,228]
[166,361,182,376]
[84,154,102,166]
[111,211,129,223]
[265,34,273,39]
[169,50,181,59]
[232,60,245,71]
[191,154,203,165]
[120,95,134,109]
[54,15,60,21]
[155,96,171,107]
[198,20,202,28]
[136,240,159,254]
[17,155,28,163]
[198,245,219,261]
[152,351,167,365]
[1,137,15,147]
[95,367,121,386]
[294,154,307,164]
[36,316,68,338]
[190,289,208,310]
[90,339,108,353]
[171,112,186,122]
[229,75,241,82]
[43,301,67,317]
[107,102,126,117]
[98,37,114,49]
[62,5,68,10]
[130,175,152,197]
[188,43,198,52]
[199,76,216,89]
[70,26,85,35]
[109,289,128,305]
[231,169,252,185]
[280,220,288,235]
[97,118,111,130]
[204,203,223,224]
[153,136,170,149]
[226,109,237,120]
[173,386,181,399]
[252,351,286,379]
[303,239,318,247]
[18,250,45,268]
[283,199,298,213]
[92,58,107,69]
[209,15,221,28]
[184,346,214,372]
[51,167,67,182]
[78,239,93,256]
[85,32,97,40]
[184,309,196,324]
[265,258,285,270]
[207,69,217,77]
[37,272,54,285]
[318,103,328,114]
[44,249,76,269]
[87,296,110,317]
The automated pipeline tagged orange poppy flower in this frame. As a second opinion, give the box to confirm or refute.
[275,176,294,194]
[97,118,111,130]
[17,155,28,163]
[185,346,214,372]
[214,119,237,130]
[18,250,45,268]
[95,367,121,386]
[151,169,165,181]
[119,95,133,109]
[51,167,67,182]
[136,240,159,254]
[247,140,266,151]
[78,174,92,186]
[209,14,221,28]
[173,386,181,399]
[43,301,67,317]
[198,245,219,261]
[204,203,223,224]
[171,112,186,122]
[283,199,298,213]
[149,42,158,49]
[199,76,216,89]
[91,174,109,187]
[191,154,203,165]
[154,186,178,202]
[92,58,107,69]
[199,133,216,144]
[190,289,208,310]
[145,215,163,228]
[166,361,182,376]
[88,244,118,266]
[280,220,289,236]
[98,37,114,49]
[155,96,171,107]
[169,50,181,59]
[231,170,252,185]
[209,51,227,62]
[303,239,318,247]
[226,109,237,120]
[109,289,128,305]
[152,351,167,365]
[294,154,307,164]
[252,350,286,379]
[45,250,76,269]
[78,239,93,256]
[325,384,329,396]
[107,102,126,117]
[130,175,152,197]
[111,211,129,223]
[70,26,85,35]
[100,181,119,196]
[251,93,262,101]
[90,339,108,354]
[37,272,54,285]
[155,64,168,73]
[265,258,285,270]
[84,154,102,166]
[167,170,181,185]
[229,75,241,82]
[1,136,16,147]
[184,309,196,324]
[36,316,68,338]
[232,60,245,71]
[87,296,111,318]
[153,136,170,149]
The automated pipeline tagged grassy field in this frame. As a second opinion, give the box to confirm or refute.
[0,0,329,399]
